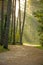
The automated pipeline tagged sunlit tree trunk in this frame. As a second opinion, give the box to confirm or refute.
[21,0,26,44]
[3,0,12,49]
[18,0,26,45]
[16,17,18,33]
[0,0,4,45]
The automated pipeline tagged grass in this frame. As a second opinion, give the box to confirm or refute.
[35,46,43,50]
[0,45,9,53]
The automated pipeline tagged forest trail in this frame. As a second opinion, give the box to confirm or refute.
[0,45,43,65]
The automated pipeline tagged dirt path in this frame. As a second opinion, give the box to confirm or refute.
[0,45,43,65]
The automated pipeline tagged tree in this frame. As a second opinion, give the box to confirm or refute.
[3,0,12,49]
[21,0,26,44]
[18,0,22,44]
[0,0,4,45]
[16,0,26,45]
[13,0,16,44]
[18,0,26,44]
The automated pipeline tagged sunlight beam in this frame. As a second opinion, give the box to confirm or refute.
[16,0,25,17]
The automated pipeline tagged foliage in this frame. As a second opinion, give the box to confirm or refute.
[33,10,43,46]
[36,46,43,49]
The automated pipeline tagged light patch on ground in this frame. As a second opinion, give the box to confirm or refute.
[23,43,40,47]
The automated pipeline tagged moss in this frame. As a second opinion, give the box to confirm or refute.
[0,45,9,53]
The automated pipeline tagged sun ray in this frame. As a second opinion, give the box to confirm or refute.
[16,0,25,17]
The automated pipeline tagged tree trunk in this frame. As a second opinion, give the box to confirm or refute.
[21,0,26,44]
[13,0,16,44]
[19,0,22,44]
[3,0,12,49]
[0,0,4,45]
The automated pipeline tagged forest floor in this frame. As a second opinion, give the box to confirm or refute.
[0,45,43,65]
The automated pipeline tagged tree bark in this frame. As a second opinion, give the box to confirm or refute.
[21,0,26,44]
[0,0,4,45]
[3,0,12,49]
[19,0,22,44]
[13,0,16,44]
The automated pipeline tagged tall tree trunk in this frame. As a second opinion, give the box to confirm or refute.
[16,17,18,33]
[9,0,14,44]
[21,0,26,44]
[3,0,12,49]
[0,0,4,45]
[11,0,14,44]
[13,0,16,44]
[19,0,22,44]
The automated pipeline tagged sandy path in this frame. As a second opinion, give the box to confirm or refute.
[0,45,43,65]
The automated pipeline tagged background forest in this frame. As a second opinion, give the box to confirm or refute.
[0,0,43,49]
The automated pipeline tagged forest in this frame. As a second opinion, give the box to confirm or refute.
[0,0,43,49]
[0,0,43,65]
